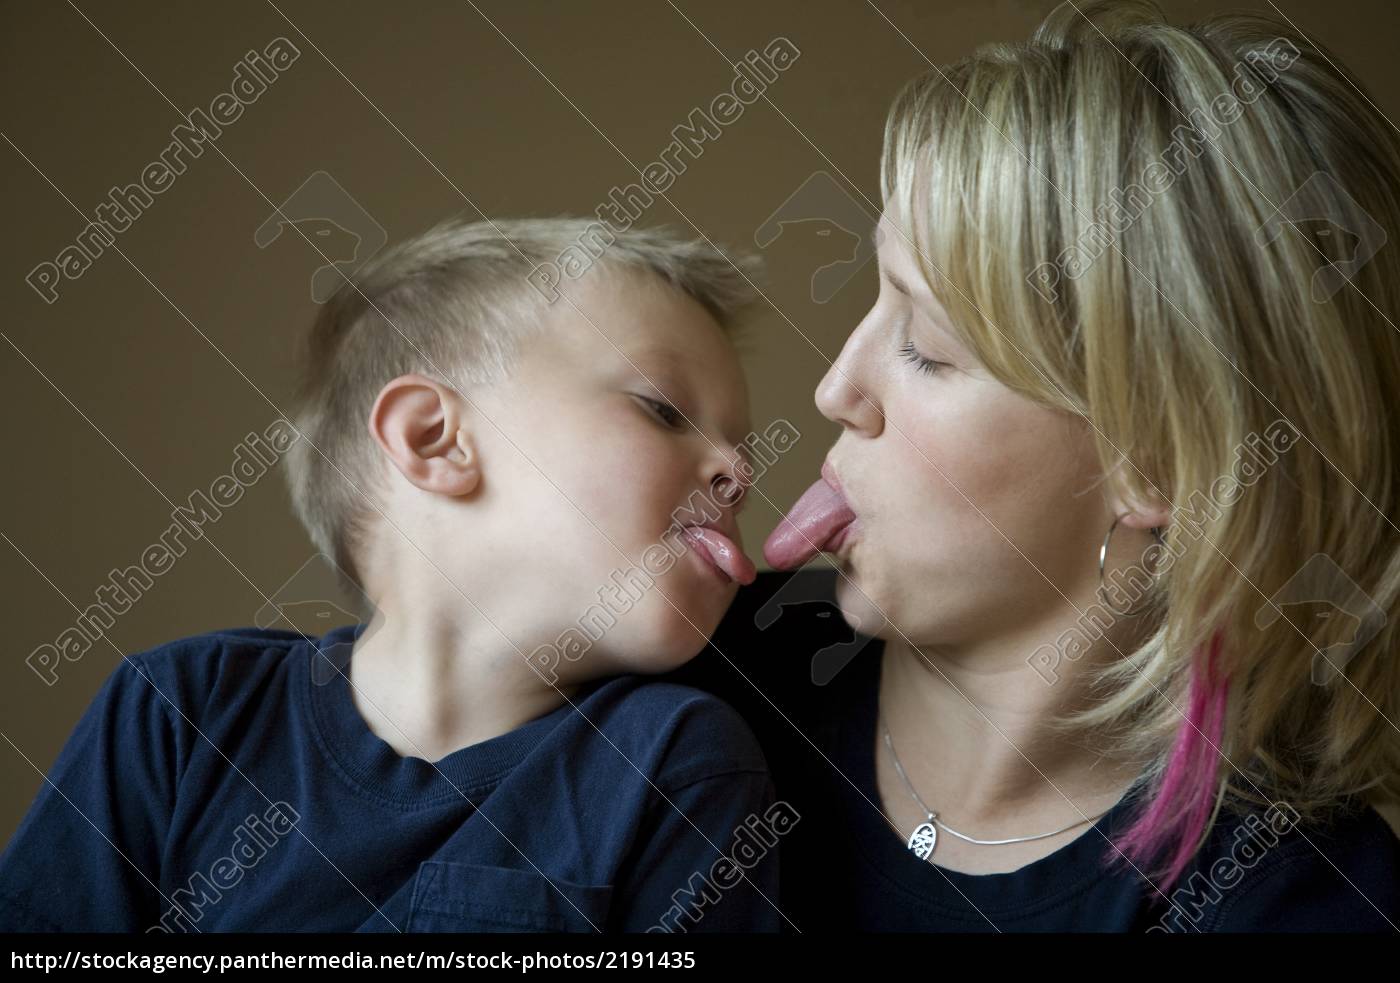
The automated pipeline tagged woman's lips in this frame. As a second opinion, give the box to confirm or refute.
[825,519,857,555]
[762,462,857,570]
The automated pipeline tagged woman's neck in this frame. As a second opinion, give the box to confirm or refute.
[873,631,1146,873]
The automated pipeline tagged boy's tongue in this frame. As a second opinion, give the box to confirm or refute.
[763,477,856,570]
[683,526,757,585]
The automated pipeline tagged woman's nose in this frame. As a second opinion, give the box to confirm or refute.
[815,321,884,437]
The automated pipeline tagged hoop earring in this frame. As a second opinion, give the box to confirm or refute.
[1098,515,1164,617]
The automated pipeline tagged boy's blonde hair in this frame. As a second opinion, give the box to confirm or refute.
[283,216,760,595]
[883,0,1400,888]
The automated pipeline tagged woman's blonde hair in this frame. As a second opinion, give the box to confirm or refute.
[882,0,1400,889]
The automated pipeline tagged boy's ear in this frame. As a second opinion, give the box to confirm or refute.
[368,374,481,497]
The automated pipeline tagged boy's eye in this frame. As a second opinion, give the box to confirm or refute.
[638,396,684,429]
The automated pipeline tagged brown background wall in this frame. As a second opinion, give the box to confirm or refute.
[3,0,1396,847]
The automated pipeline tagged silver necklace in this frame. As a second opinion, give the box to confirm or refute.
[879,716,1113,861]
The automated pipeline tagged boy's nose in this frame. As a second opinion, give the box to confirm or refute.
[707,453,750,514]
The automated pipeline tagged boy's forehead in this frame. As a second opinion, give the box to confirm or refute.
[566,269,704,333]
[557,273,740,369]
[545,269,751,425]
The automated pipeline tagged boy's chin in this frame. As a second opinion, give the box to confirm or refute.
[547,588,731,680]
[615,620,719,676]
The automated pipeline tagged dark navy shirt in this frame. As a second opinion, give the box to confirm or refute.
[0,623,784,933]
[667,570,1400,933]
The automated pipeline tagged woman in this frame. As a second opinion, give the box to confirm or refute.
[678,0,1400,931]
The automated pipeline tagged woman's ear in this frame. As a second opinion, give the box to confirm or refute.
[368,374,481,497]
[1117,507,1170,532]
[1103,462,1171,531]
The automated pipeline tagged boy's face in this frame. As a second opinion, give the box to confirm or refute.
[455,270,755,681]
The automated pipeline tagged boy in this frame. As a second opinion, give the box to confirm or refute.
[0,218,787,932]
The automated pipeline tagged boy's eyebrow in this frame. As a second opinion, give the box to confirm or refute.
[629,350,691,392]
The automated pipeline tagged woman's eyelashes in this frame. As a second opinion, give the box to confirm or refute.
[896,339,946,376]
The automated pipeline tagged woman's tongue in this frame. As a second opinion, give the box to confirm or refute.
[763,477,856,570]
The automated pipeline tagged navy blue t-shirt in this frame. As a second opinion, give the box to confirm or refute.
[0,624,786,933]
[667,570,1400,932]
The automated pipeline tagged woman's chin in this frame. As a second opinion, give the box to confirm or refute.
[832,573,893,639]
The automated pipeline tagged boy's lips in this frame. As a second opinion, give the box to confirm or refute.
[680,523,757,585]
[762,459,858,570]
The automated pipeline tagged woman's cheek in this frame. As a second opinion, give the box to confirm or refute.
[895,410,987,535]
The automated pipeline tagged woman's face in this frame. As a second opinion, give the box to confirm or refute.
[815,213,1119,658]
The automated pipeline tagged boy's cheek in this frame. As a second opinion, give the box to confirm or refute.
[574,456,689,545]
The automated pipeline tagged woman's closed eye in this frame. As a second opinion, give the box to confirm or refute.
[897,340,947,377]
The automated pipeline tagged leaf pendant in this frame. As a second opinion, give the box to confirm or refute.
[908,819,938,860]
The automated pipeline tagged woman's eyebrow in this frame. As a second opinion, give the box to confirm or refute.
[882,269,912,296]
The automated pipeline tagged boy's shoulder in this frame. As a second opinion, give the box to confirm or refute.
[108,624,313,710]
[574,673,771,791]
[125,623,310,670]
[665,568,865,740]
